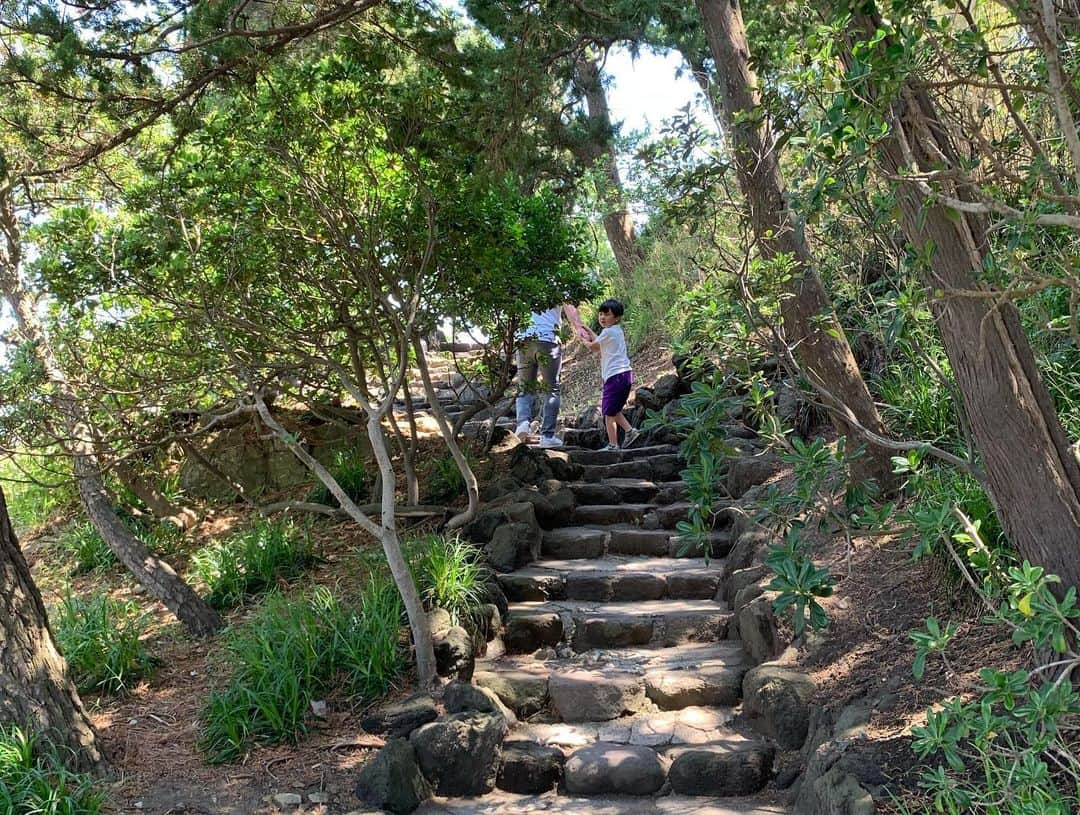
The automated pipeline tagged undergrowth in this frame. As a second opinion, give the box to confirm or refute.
[191,518,314,609]
[0,725,105,815]
[408,533,490,628]
[425,451,474,504]
[52,593,156,694]
[199,581,404,763]
[307,446,369,507]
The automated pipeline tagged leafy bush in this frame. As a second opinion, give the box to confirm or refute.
[200,582,404,763]
[408,533,489,627]
[58,523,117,576]
[0,453,76,535]
[307,446,369,507]
[908,562,1080,815]
[191,519,314,609]
[0,725,106,815]
[52,593,156,694]
[765,529,834,636]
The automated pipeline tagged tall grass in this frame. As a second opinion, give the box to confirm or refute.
[425,453,468,504]
[58,523,117,576]
[191,518,314,609]
[307,446,369,507]
[408,533,490,628]
[0,453,76,535]
[51,593,156,695]
[0,725,106,815]
[199,581,405,763]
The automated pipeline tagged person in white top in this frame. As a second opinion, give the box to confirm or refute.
[515,304,584,448]
[578,299,640,451]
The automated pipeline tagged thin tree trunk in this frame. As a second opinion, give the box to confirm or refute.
[112,459,198,530]
[0,190,221,637]
[413,337,480,530]
[695,0,897,488]
[254,397,437,687]
[0,486,107,775]
[571,58,646,278]
[848,10,1080,587]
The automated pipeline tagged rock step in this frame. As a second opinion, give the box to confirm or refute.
[569,503,657,527]
[475,642,747,716]
[417,792,786,814]
[505,599,731,653]
[581,455,683,483]
[498,557,722,603]
[569,478,685,505]
[566,445,681,465]
[541,526,733,560]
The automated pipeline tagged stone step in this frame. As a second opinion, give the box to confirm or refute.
[475,642,747,716]
[541,527,608,560]
[605,525,733,558]
[581,460,655,481]
[569,478,669,505]
[417,792,787,814]
[567,445,681,465]
[505,599,731,653]
[569,503,655,526]
[498,557,722,603]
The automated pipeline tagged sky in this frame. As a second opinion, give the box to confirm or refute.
[602,47,703,139]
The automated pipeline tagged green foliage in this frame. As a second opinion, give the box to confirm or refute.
[644,378,740,560]
[425,452,469,504]
[51,593,156,695]
[191,519,314,609]
[0,725,106,815]
[408,533,490,628]
[909,564,1080,815]
[200,583,405,763]
[58,523,117,575]
[307,447,369,508]
[0,453,76,535]
[765,529,834,637]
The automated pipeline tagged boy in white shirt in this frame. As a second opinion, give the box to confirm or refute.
[578,299,641,451]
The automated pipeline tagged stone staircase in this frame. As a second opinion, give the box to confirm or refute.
[416,442,787,813]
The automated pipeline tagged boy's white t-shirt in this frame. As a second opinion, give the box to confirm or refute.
[597,324,632,382]
[519,308,562,344]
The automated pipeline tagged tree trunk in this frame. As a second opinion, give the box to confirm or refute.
[695,0,896,488]
[848,11,1080,587]
[571,58,646,278]
[112,459,198,530]
[0,486,108,775]
[0,189,221,637]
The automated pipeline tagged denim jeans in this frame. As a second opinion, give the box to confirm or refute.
[515,340,561,437]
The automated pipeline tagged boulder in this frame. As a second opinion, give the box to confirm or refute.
[464,501,540,546]
[497,741,565,794]
[653,374,689,405]
[433,626,474,682]
[665,740,775,795]
[443,682,516,725]
[505,613,563,653]
[743,664,815,750]
[474,670,548,717]
[575,404,602,429]
[737,594,785,666]
[724,531,775,575]
[634,387,659,412]
[727,453,783,498]
[361,694,437,738]
[355,738,431,814]
[480,476,525,502]
[540,449,585,481]
[410,713,508,796]
[428,608,453,638]
[545,488,577,523]
[548,670,645,722]
[724,565,770,605]
[794,698,881,815]
[563,743,666,795]
[489,489,561,530]
[484,522,540,572]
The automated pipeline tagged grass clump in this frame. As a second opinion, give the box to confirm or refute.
[307,446,369,507]
[409,533,490,628]
[58,523,117,576]
[200,581,404,763]
[52,593,156,695]
[191,518,314,609]
[425,452,472,504]
[0,725,106,815]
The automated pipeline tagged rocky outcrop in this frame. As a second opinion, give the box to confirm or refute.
[743,663,815,750]
[410,712,508,796]
[355,738,431,814]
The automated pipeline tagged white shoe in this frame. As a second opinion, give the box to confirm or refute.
[539,435,564,449]
[515,421,531,440]
[622,427,641,449]
[601,443,620,452]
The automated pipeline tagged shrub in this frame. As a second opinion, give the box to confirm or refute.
[200,581,404,763]
[0,725,106,815]
[409,533,489,627]
[0,453,76,535]
[58,523,117,576]
[52,593,156,695]
[191,519,314,609]
[307,446,369,507]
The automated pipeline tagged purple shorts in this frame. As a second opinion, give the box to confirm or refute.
[601,371,633,417]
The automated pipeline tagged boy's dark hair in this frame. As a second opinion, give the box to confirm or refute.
[598,298,625,317]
